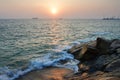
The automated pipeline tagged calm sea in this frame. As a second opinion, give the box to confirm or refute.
[0,19,120,80]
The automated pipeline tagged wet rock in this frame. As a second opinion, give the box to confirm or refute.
[117,48,120,53]
[67,44,82,58]
[79,44,99,61]
[67,38,120,80]
[110,39,120,49]
[79,64,90,72]
[92,71,104,76]
[96,37,112,54]
[84,71,104,80]
[16,67,73,80]
[87,41,96,47]
[99,77,120,80]
[68,44,82,54]
[66,72,89,80]
[81,72,88,78]
[94,54,120,70]
[68,41,96,57]
[105,59,120,72]
[78,44,88,59]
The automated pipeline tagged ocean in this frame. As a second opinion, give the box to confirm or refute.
[0,19,120,80]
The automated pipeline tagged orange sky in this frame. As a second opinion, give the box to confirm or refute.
[0,0,120,19]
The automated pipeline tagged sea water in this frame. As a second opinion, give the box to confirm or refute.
[0,19,120,80]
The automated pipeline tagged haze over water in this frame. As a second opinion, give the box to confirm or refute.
[0,0,120,19]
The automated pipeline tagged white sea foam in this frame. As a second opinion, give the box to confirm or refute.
[0,51,79,80]
[30,51,79,71]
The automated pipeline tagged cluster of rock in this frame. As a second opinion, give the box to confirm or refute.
[67,37,120,80]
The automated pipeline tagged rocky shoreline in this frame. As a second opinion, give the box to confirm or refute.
[17,37,120,80]
[67,37,120,80]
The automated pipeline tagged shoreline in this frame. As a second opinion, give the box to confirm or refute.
[16,37,120,80]
[16,67,73,80]
[67,37,120,80]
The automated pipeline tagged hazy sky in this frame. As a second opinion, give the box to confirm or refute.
[0,0,120,19]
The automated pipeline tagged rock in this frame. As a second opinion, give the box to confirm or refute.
[68,43,98,61]
[67,44,82,54]
[96,37,112,54]
[103,71,120,78]
[67,44,82,59]
[84,71,104,80]
[16,67,73,80]
[81,72,88,78]
[99,77,120,80]
[105,59,120,72]
[79,64,90,72]
[67,38,120,80]
[117,48,120,53]
[94,54,120,70]
[65,72,89,80]
[68,41,96,56]
[79,44,99,61]
[92,71,104,76]
[78,44,88,59]
[87,41,96,47]
[110,39,120,49]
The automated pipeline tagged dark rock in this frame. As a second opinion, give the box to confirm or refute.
[80,72,88,78]
[96,37,112,54]
[78,60,98,73]
[94,54,120,70]
[105,59,120,72]
[68,44,99,61]
[78,44,88,59]
[79,44,99,61]
[67,44,82,58]
[67,38,120,80]
[117,48,120,53]
[79,64,90,72]
[87,41,96,47]
[68,41,96,56]
[110,39,120,49]
[67,44,82,54]
[98,77,120,80]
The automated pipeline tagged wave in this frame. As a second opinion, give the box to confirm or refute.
[0,50,79,80]
[91,32,110,35]
[71,31,113,45]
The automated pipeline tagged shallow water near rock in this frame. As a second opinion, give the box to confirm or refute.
[0,19,120,80]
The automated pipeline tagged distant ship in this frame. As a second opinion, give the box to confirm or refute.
[103,17,120,20]
[58,18,63,20]
[32,17,39,19]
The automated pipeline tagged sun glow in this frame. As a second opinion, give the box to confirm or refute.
[51,8,58,15]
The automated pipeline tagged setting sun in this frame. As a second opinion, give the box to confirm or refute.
[51,8,58,15]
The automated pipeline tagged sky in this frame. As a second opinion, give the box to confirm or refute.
[0,0,120,19]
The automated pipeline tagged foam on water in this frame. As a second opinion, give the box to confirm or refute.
[0,50,79,80]
[30,51,79,72]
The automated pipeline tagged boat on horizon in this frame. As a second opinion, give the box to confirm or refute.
[32,17,39,19]
[103,17,120,20]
